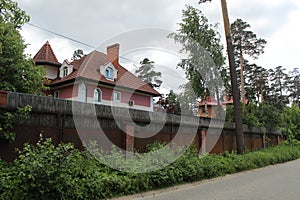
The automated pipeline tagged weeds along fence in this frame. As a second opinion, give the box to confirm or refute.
[0,91,282,162]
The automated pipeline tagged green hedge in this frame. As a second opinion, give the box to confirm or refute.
[1,138,300,199]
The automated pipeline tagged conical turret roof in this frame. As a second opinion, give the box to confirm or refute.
[33,41,61,67]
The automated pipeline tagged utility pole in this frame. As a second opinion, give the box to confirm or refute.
[199,0,245,154]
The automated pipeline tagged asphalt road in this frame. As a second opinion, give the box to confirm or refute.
[115,159,300,200]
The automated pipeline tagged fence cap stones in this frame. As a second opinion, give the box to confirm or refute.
[2,92,282,136]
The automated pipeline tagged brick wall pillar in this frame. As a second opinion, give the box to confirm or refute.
[0,91,8,107]
[124,123,135,158]
[200,129,207,154]
[262,133,266,148]
[276,135,281,145]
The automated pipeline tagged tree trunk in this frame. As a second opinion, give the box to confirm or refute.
[297,81,300,107]
[259,76,264,103]
[239,48,246,107]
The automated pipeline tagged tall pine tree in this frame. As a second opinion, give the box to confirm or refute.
[231,18,267,104]
[135,58,162,88]
[268,66,290,109]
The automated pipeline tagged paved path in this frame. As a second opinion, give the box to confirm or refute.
[114,159,300,200]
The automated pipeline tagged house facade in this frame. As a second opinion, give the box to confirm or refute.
[33,41,160,111]
[198,96,220,118]
[198,95,249,118]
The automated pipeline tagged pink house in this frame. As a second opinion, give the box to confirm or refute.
[198,96,220,118]
[33,41,160,111]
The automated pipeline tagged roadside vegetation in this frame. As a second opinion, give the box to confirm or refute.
[1,138,300,200]
[1,1,300,199]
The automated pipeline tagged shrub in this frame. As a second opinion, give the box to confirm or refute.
[0,105,32,143]
[1,139,300,199]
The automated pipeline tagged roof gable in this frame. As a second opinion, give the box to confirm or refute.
[199,96,219,106]
[98,62,118,81]
[33,41,61,66]
[49,50,160,96]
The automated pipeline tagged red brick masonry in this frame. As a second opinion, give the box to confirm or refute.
[0,91,8,107]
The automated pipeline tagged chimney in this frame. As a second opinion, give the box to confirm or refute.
[106,43,120,64]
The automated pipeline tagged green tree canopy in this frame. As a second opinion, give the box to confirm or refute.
[169,5,226,100]
[287,68,300,107]
[156,90,181,115]
[268,66,290,110]
[231,18,267,104]
[285,104,300,140]
[231,19,267,59]
[0,0,30,29]
[243,63,270,103]
[135,58,162,88]
[0,0,46,94]
[226,102,281,130]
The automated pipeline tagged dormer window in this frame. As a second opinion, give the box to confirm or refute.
[63,66,68,77]
[99,63,117,81]
[105,67,114,80]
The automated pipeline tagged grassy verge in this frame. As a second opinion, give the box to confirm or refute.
[1,139,300,200]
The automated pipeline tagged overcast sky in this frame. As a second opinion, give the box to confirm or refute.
[15,0,300,94]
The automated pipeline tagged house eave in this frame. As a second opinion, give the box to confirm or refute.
[47,77,161,97]
[36,61,61,67]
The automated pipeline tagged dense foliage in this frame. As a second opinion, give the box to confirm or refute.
[135,58,162,88]
[234,56,300,110]
[225,102,300,141]
[0,0,47,94]
[169,5,227,102]
[1,138,300,199]
[0,105,32,143]
[155,90,182,114]
[284,104,300,140]
[0,0,30,28]
[226,103,282,129]
[231,18,267,103]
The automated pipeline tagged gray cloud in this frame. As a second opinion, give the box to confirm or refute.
[232,1,296,37]
[17,0,187,47]
[15,0,300,74]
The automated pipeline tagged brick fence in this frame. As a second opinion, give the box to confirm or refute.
[0,91,282,162]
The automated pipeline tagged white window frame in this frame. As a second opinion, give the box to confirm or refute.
[113,91,121,102]
[94,88,102,103]
[63,66,68,77]
[105,67,114,80]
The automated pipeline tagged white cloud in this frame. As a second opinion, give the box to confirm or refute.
[121,49,187,95]
[20,24,82,62]
[15,0,300,89]
[254,0,300,70]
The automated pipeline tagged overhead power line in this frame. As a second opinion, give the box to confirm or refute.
[27,22,95,49]
[26,22,186,81]
[26,22,139,64]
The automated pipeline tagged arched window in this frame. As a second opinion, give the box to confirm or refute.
[63,66,68,77]
[53,90,59,99]
[94,88,102,103]
[105,67,113,80]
